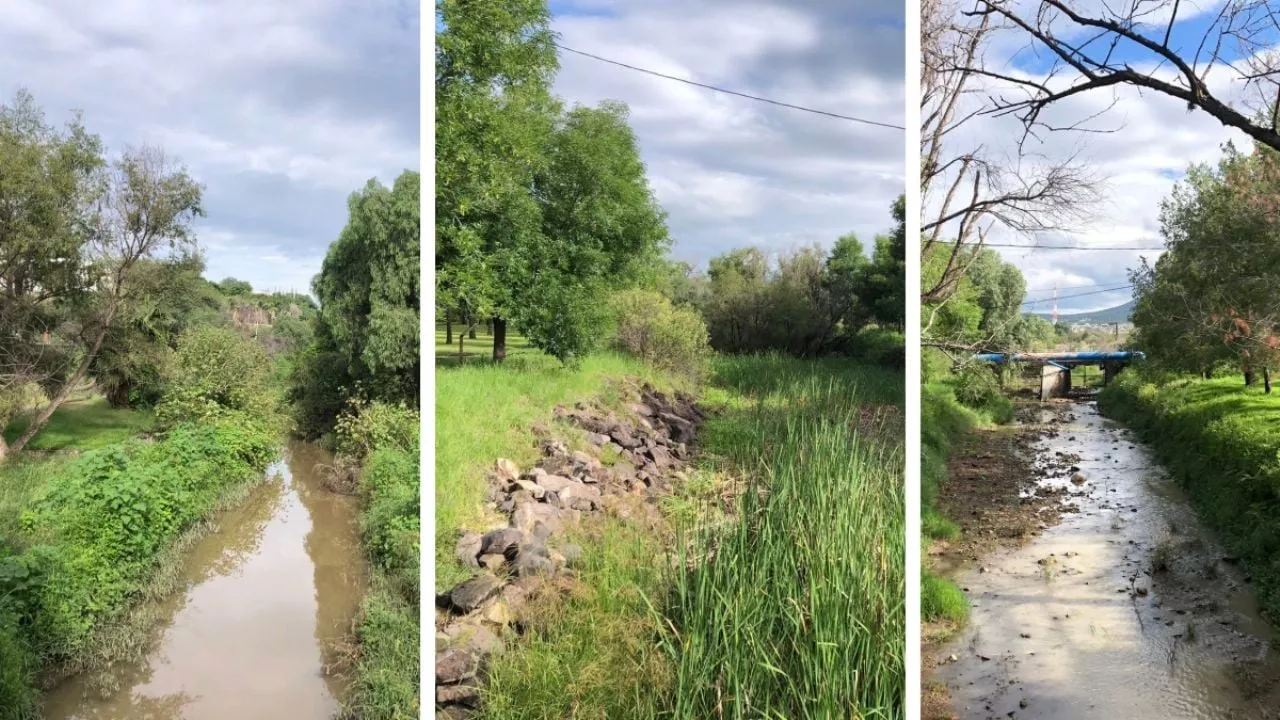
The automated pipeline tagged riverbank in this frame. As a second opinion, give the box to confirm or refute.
[928,397,1280,718]
[1099,374,1280,622]
[436,352,905,717]
[0,409,277,718]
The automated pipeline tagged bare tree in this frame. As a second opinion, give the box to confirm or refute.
[968,0,1280,149]
[921,0,1100,342]
[4,147,202,460]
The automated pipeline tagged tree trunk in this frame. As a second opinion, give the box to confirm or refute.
[493,317,507,363]
[458,330,465,364]
[1266,367,1272,394]
[9,305,117,458]
[1245,368,1256,386]
[445,311,453,345]
[469,324,476,340]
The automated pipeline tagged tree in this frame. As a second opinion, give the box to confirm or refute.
[854,195,907,330]
[966,0,1280,153]
[292,171,420,437]
[0,94,203,462]
[217,277,252,296]
[435,0,559,363]
[920,0,1096,321]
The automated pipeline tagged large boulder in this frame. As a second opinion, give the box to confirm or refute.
[448,573,503,613]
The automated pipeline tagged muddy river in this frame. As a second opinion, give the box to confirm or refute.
[935,400,1280,719]
[42,440,366,720]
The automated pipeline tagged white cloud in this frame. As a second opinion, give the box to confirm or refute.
[0,0,419,294]
[551,0,905,266]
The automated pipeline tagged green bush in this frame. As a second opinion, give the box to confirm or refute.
[610,289,711,380]
[157,326,277,426]
[0,415,275,665]
[335,400,419,460]
[949,366,1012,424]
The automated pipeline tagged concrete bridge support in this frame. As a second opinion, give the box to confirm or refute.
[1040,364,1071,401]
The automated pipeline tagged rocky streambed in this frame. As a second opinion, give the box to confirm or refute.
[435,381,706,717]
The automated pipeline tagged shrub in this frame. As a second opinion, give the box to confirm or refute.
[335,399,419,460]
[610,289,711,380]
[950,366,1012,424]
[156,326,277,426]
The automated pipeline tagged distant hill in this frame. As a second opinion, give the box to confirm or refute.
[1033,299,1135,325]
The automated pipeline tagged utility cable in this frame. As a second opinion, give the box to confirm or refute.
[554,43,905,130]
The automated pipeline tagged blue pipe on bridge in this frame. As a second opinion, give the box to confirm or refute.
[971,351,1146,366]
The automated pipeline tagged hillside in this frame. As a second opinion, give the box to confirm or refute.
[1034,299,1134,325]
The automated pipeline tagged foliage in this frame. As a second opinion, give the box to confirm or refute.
[156,326,277,426]
[1100,373,1280,621]
[661,360,904,718]
[292,171,420,437]
[0,416,274,682]
[216,277,252,296]
[610,289,711,380]
[950,365,1013,424]
[340,400,420,720]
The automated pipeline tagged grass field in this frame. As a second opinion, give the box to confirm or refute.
[434,327,540,367]
[3,396,155,452]
[1100,374,1280,621]
[440,351,906,718]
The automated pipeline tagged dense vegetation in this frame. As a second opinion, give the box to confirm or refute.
[436,1,905,717]
[1100,376,1280,620]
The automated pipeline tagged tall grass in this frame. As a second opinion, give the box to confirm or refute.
[3,396,154,452]
[663,357,904,718]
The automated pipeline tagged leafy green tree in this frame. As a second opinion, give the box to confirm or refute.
[216,277,253,296]
[852,195,906,330]
[291,171,420,437]
[0,91,203,462]
[157,326,276,425]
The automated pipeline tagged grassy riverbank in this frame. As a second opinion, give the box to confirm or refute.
[0,407,275,718]
[1100,374,1280,621]
[439,352,905,718]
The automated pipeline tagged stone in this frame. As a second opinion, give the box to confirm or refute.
[482,599,515,626]
[480,528,525,557]
[436,648,478,684]
[559,481,601,511]
[586,432,611,446]
[447,620,505,656]
[648,445,673,469]
[479,553,506,571]
[494,458,520,483]
[627,402,655,416]
[511,501,563,537]
[611,432,641,450]
[514,479,546,499]
[571,450,599,470]
[511,489,534,505]
[455,532,482,568]
[659,412,695,442]
[437,683,480,707]
[449,573,503,613]
[536,474,575,493]
[514,552,556,577]
[560,543,584,568]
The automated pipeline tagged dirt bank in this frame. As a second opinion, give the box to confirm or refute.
[927,399,1280,719]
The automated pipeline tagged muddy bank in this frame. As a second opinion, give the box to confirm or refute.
[929,399,1280,719]
[42,440,366,720]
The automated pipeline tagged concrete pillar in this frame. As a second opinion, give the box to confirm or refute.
[1040,365,1070,400]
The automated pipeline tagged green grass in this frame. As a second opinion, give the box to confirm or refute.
[463,352,906,718]
[3,396,154,452]
[434,327,540,367]
[1100,373,1280,622]
[435,351,669,590]
[922,573,968,625]
[662,355,904,718]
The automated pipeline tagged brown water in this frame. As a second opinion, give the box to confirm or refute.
[42,441,366,720]
[935,400,1280,719]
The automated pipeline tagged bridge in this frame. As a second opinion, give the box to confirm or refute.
[971,351,1146,400]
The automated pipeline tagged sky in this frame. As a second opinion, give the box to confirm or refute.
[1,0,420,295]
[547,0,906,267]
[954,0,1254,315]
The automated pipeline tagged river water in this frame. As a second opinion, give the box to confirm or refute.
[42,440,366,720]
[935,400,1280,719]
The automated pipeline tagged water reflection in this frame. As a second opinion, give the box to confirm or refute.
[42,440,366,719]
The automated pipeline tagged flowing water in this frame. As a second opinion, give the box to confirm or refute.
[935,400,1280,719]
[42,440,366,720]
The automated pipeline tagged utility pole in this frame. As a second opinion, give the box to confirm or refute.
[1051,283,1059,327]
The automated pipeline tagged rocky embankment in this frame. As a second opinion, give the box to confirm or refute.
[435,381,706,717]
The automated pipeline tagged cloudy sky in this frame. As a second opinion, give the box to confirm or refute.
[951,2,1252,315]
[548,0,905,267]
[1,0,419,295]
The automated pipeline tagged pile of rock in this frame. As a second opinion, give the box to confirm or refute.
[435,382,705,717]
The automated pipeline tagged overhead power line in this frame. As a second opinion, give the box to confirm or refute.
[1021,284,1134,306]
[933,240,1165,251]
[554,43,906,131]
